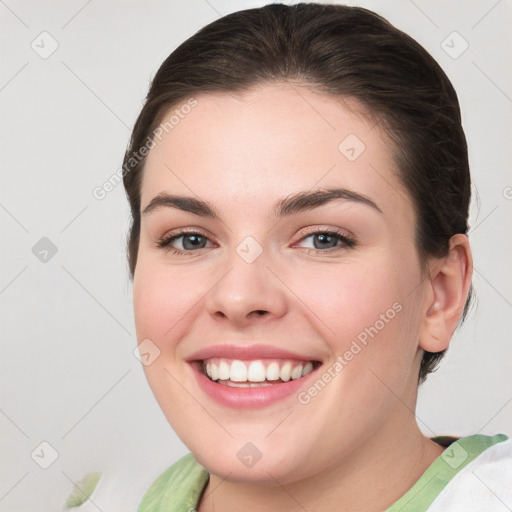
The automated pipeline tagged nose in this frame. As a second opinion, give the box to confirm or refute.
[204,245,288,329]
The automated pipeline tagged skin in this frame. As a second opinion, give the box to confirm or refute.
[133,83,472,511]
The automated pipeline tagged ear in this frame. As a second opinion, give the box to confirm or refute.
[419,234,473,353]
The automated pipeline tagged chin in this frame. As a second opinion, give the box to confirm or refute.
[190,437,313,484]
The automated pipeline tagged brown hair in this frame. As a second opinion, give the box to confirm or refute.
[122,2,473,383]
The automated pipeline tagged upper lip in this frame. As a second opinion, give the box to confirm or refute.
[186,344,320,362]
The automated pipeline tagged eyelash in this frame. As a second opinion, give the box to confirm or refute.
[156,227,356,256]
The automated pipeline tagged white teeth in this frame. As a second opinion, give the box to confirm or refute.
[302,361,313,376]
[266,362,280,381]
[290,364,303,380]
[247,360,266,382]
[220,381,273,388]
[280,362,292,382]
[230,360,247,382]
[203,358,316,383]
[225,381,250,388]
[210,361,219,381]
[218,360,230,380]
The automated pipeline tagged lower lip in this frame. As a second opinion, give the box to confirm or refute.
[190,362,319,408]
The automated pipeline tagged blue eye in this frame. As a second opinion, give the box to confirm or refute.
[157,231,211,254]
[296,229,355,252]
[157,228,356,256]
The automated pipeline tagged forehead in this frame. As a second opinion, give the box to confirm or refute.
[141,83,412,221]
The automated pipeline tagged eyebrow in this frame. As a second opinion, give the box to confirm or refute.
[142,188,383,219]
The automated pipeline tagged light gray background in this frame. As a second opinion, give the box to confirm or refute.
[1,0,511,510]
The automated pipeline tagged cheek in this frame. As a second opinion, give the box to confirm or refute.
[133,262,201,349]
[289,256,421,377]
[293,261,402,339]
[133,263,204,437]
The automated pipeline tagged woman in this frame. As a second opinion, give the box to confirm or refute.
[65,3,511,511]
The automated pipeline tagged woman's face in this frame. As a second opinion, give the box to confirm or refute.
[134,83,430,483]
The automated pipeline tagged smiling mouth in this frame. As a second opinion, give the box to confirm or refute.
[198,358,321,388]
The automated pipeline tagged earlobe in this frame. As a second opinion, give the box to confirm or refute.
[419,234,473,353]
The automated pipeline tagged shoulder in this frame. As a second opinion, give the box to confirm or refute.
[138,453,209,511]
[428,433,512,512]
[62,456,195,511]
